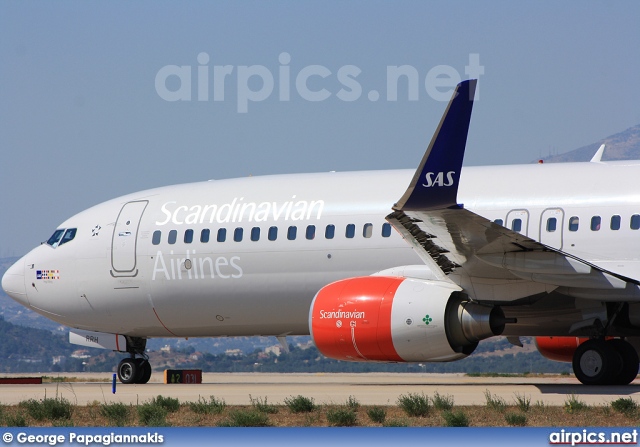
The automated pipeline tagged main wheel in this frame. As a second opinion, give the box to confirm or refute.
[572,339,621,385]
[117,358,139,384]
[137,359,152,384]
[609,339,639,385]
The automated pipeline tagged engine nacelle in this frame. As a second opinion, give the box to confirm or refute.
[535,336,588,363]
[309,276,507,363]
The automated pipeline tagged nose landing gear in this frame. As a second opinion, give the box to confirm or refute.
[117,357,152,384]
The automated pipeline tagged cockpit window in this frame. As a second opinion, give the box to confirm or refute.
[46,229,65,247]
[59,228,77,246]
[46,228,77,248]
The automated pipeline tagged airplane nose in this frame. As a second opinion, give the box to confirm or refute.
[2,258,29,307]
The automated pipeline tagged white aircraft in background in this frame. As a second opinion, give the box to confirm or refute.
[4,80,640,386]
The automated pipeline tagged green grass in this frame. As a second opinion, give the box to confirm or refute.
[217,409,271,427]
[484,390,506,413]
[610,398,637,417]
[397,393,430,417]
[383,418,410,427]
[150,395,180,413]
[466,373,530,377]
[4,411,28,427]
[432,392,454,411]
[189,396,226,415]
[442,410,469,427]
[505,412,527,426]
[345,396,360,411]
[250,395,279,414]
[137,402,169,426]
[19,397,73,421]
[513,393,531,412]
[367,406,386,424]
[564,394,588,414]
[100,402,130,426]
[284,395,316,413]
[326,408,358,427]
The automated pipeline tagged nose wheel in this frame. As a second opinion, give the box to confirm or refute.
[117,357,152,384]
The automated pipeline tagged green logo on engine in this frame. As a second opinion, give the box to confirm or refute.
[422,315,433,325]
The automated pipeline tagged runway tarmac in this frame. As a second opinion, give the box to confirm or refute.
[0,373,638,406]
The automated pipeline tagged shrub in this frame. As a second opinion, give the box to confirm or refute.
[505,412,527,426]
[432,392,454,411]
[326,408,357,427]
[137,403,168,426]
[442,410,469,427]
[151,395,180,413]
[19,397,72,421]
[367,406,387,424]
[100,402,130,426]
[514,393,531,412]
[484,390,506,413]
[250,395,279,414]
[397,393,430,417]
[564,394,588,414]
[189,396,226,415]
[217,410,271,427]
[5,412,28,427]
[345,396,360,411]
[383,418,410,427]
[285,395,316,413]
[611,398,637,416]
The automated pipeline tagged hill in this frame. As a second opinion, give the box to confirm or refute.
[539,124,640,162]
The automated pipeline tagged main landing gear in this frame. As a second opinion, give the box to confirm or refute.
[572,338,639,386]
[116,337,152,384]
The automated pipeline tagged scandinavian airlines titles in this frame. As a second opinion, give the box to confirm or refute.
[156,196,325,226]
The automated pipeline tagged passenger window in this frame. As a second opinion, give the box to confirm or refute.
[234,228,243,242]
[363,223,373,238]
[251,227,260,241]
[494,219,504,227]
[631,215,640,230]
[569,216,579,232]
[611,215,621,231]
[325,224,335,239]
[168,230,177,244]
[306,225,316,240]
[346,224,355,238]
[546,218,557,232]
[59,228,77,246]
[511,219,522,233]
[591,216,601,231]
[217,228,227,242]
[287,226,297,240]
[268,226,278,241]
[46,229,65,247]
[152,230,161,245]
[382,223,392,237]
[200,229,210,243]
[184,229,194,243]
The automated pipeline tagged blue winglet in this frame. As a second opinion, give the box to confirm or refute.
[394,79,477,211]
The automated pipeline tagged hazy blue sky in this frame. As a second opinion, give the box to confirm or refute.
[2,1,639,256]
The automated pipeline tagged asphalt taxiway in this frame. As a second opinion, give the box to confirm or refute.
[0,373,637,406]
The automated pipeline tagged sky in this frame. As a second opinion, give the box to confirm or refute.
[1,1,640,256]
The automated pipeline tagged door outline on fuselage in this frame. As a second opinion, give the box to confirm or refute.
[506,209,530,236]
[539,208,565,250]
[111,200,148,277]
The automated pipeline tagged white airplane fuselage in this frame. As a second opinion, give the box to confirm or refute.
[5,160,640,339]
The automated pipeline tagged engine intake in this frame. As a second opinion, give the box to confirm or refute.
[309,276,507,363]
